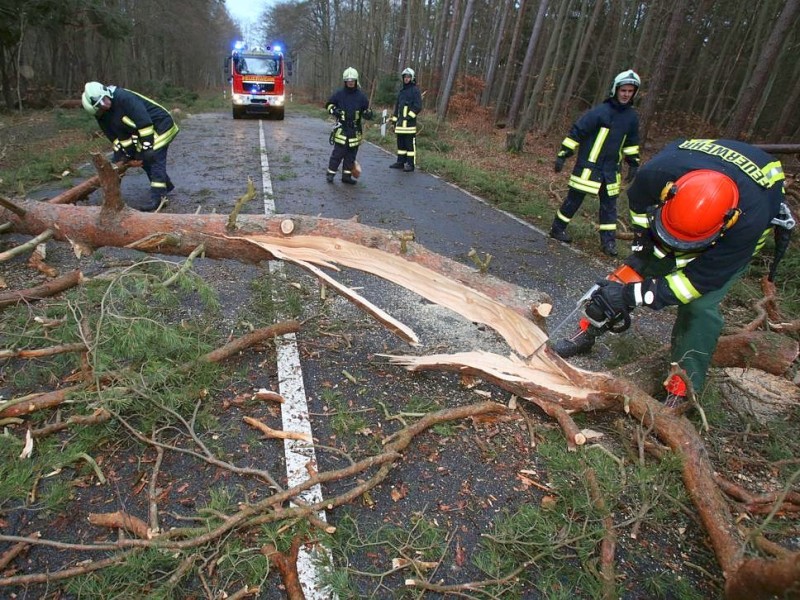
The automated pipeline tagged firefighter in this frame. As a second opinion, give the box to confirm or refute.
[554,138,791,407]
[389,67,423,172]
[81,82,179,212]
[325,68,373,184]
[550,70,642,256]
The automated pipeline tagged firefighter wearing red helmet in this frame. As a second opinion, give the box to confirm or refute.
[554,138,791,407]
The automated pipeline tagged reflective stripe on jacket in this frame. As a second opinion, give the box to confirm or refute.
[96,87,178,155]
[627,138,784,307]
[558,98,640,198]
[391,82,423,134]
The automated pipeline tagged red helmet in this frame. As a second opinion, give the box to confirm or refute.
[649,170,740,251]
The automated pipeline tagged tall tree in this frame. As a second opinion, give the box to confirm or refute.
[505,0,548,128]
[724,0,800,138]
[638,0,689,144]
[435,0,475,122]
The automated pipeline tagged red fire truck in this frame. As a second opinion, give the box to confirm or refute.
[226,42,287,120]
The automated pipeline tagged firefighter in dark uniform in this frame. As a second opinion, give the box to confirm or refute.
[554,139,792,406]
[325,68,373,184]
[82,81,179,212]
[550,70,642,256]
[389,67,423,172]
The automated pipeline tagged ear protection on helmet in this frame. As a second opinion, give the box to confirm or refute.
[650,170,741,251]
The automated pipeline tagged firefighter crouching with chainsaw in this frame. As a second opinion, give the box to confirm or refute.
[552,138,794,408]
[325,67,373,184]
[82,82,179,212]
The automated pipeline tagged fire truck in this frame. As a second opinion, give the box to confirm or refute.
[225,42,287,120]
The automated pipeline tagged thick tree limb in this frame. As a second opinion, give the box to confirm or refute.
[0,269,84,308]
[712,330,798,375]
[87,511,153,539]
[47,161,135,205]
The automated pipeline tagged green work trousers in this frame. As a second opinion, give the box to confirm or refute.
[636,256,747,393]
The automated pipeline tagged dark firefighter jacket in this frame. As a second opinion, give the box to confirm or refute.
[627,138,784,308]
[96,87,179,157]
[326,86,372,147]
[391,81,422,134]
[558,98,640,197]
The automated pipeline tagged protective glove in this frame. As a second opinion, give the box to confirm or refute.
[592,280,637,316]
[363,108,374,120]
[554,156,566,173]
[625,164,638,183]
[328,105,336,116]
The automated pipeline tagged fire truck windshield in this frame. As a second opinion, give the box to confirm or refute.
[235,56,280,76]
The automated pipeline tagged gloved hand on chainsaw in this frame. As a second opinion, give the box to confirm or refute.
[589,280,637,320]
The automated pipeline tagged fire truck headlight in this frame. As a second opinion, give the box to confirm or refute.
[273,95,285,106]
[232,94,246,105]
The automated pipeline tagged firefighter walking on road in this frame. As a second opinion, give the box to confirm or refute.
[325,68,373,185]
[553,138,792,407]
[82,82,179,212]
[550,70,642,256]
[389,67,423,172]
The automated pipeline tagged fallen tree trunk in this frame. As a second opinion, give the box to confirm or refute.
[712,330,799,375]
[1,199,549,324]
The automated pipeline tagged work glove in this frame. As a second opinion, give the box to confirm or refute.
[625,164,638,183]
[592,280,637,315]
[554,156,566,173]
[363,108,374,120]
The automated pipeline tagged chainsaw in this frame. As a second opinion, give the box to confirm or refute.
[530,264,642,359]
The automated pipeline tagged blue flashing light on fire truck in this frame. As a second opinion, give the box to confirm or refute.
[225,41,288,120]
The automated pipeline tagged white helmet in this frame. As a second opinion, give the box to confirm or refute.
[343,67,358,83]
[610,69,641,98]
[81,81,112,115]
[401,67,415,78]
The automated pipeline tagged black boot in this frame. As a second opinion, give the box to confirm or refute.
[390,159,404,169]
[600,235,618,256]
[403,163,415,172]
[342,173,357,185]
[326,172,335,183]
[549,218,572,243]
[551,329,597,358]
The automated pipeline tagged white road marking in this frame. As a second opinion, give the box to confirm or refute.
[259,121,332,599]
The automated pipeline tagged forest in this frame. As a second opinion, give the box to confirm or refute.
[2,0,800,143]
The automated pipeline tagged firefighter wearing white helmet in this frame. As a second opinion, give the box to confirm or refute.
[390,67,423,172]
[81,81,180,211]
[550,69,642,256]
[325,67,374,184]
[610,70,641,98]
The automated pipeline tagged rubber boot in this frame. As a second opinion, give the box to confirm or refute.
[403,163,415,172]
[600,233,618,256]
[390,158,405,169]
[342,173,357,185]
[552,329,597,358]
[141,195,167,212]
[326,172,335,183]
[549,218,572,243]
